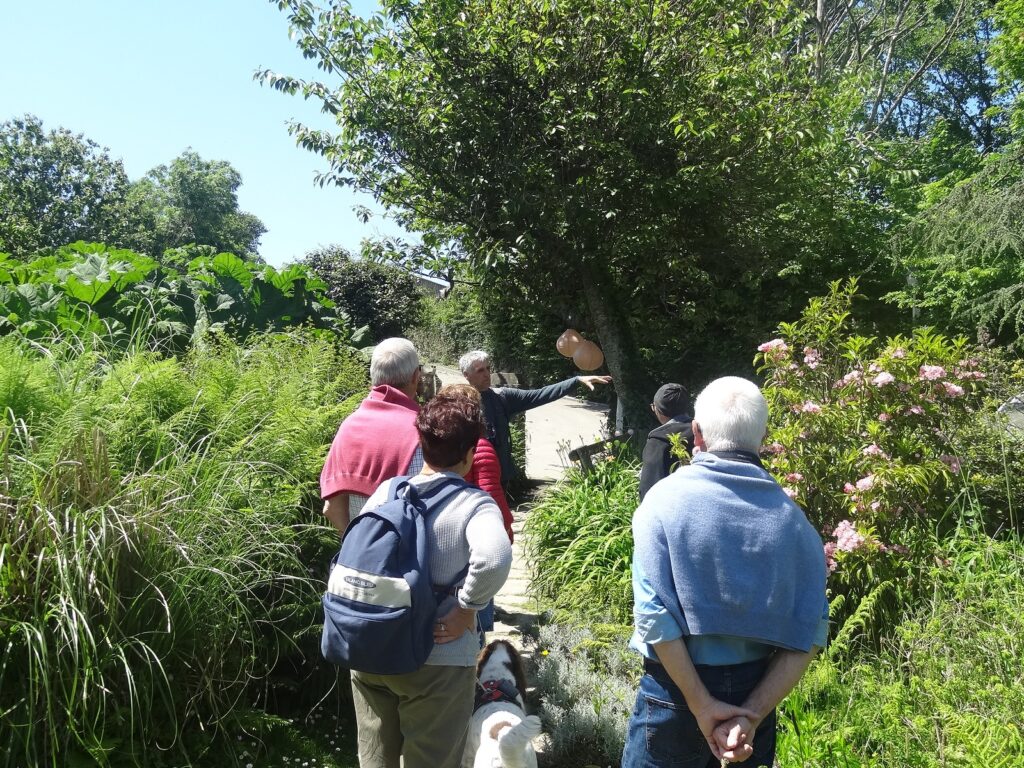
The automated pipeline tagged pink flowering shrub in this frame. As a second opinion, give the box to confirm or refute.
[755,280,1021,597]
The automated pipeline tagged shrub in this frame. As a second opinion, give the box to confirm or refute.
[778,531,1024,768]
[756,279,1024,625]
[534,622,639,767]
[525,446,638,623]
[0,330,367,766]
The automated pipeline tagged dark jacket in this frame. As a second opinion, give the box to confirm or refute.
[481,376,579,487]
[638,417,694,500]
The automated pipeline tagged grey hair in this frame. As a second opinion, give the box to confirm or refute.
[458,350,491,375]
[370,338,420,387]
[693,377,768,453]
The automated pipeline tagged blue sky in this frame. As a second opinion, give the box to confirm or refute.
[0,0,401,266]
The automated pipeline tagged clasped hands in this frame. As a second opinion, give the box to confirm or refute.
[693,697,760,764]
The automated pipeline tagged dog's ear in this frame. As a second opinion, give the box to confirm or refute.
[475,641,495,679]
[503,642,528,699]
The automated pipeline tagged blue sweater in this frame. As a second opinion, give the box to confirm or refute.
[634,452,827,653]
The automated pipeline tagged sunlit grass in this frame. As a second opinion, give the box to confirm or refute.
[0,330,367,766]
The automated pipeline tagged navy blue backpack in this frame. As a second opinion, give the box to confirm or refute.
[321,476,468,675]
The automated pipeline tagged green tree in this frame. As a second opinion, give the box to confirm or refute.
[264,0,875,422]
[302,244,423,341]
[130,150,267,259]
[0,115,137,256]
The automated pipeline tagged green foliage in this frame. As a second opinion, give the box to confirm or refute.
[128,150,267,260]
[264,0,878,421]
[888,144,1024,347]
[0,329,367,767]
[534,622,640,767]
[409,284,490,366]
[0,242,346,350]
[757,278,1024,630]
[525,446,638,623]
[778,532,1024,768]
[0,115,138,256]
[302,245,423,342]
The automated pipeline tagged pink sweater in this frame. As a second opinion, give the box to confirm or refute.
[320,385,420,499]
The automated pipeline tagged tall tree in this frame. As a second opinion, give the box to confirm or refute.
[130,150,267,259]
[302,245,424,341]
[264,0,873,422]
[0,115,136,256]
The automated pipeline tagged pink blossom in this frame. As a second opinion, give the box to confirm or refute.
[878,412,891,422]
[783,487,798,499]
[834,370,863,388]
[868,363,882,373]
[891,347,907,359]
[942,382,965,398]
[919,365,946,380]
[801,401,822,414]
[764,442,785,455]
[940,454,962,474]
[758,339,789,355]
[855,474,876,491]
[906,405,924,416]
[870,500,882,512]
[958,358,980,369]
[843,482,856,494]
[833,520,866,552]
[785,472,804,483]
[862,444,887,458]
[872,371,895,387]
[803,347,821,369]
[823,541,838,573]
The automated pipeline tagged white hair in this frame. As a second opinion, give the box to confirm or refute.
[693,376,768,453]
[458,350,490,375]
[370,338,419,387]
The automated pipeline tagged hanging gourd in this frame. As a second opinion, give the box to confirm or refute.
[573,340,604,371]
[556,328,582,357]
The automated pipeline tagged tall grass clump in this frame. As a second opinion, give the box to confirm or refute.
[525,447,638,623]
[777,529,1024,768]
[0,329,367,767]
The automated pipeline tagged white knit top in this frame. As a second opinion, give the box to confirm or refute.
[361,471,513,666]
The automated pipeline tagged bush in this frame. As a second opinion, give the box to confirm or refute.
[756,279,1024,626]
[0,330,367,766]
[525,446,638,623]
[534,622,640,767]
[302,245,424,342]
[409,284,490,366]
[778,531,1024,768]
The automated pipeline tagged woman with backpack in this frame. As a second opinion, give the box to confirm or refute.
[347,389,513,768]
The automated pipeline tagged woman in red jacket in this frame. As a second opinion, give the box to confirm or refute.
[440,384,514,542]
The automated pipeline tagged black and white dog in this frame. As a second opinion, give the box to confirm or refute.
[462,640,543,768]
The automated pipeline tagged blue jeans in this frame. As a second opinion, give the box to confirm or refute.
[621,658,776,768]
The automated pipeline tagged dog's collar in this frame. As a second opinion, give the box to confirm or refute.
[474,679,522,711]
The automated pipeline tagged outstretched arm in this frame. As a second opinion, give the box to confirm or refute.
[578,374,612,390]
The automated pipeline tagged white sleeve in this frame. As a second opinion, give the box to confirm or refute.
[458,499,513,610]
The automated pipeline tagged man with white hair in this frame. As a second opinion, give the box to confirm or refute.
[320,337,424,532]
[622,376,828,768]
[459,350,611,489]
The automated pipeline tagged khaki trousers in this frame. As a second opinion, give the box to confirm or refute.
[351,664,475,768]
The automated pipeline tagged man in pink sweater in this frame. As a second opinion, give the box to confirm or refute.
[320,337,424,532]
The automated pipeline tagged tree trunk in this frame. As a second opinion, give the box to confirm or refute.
[579,263,655,433]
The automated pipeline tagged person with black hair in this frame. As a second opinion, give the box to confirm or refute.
[639,383,695,500]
